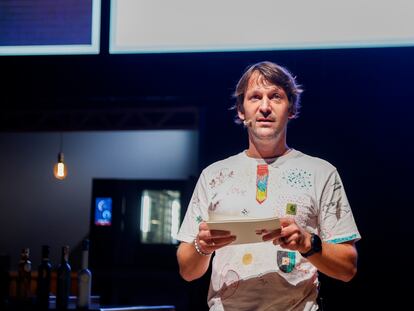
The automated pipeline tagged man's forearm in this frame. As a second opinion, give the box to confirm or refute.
[307,241,357,282]
[177,241,212,281]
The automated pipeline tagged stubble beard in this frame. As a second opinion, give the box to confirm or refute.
[251,121,285,140]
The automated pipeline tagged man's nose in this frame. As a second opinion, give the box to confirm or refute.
[259,98,271,113]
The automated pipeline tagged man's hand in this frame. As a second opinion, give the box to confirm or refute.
[261,217,358,281]
[262,217,311,253]
[196,222,237,254]
[177,222,237,281]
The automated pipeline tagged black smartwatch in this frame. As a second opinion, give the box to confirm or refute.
[301,233,322,258]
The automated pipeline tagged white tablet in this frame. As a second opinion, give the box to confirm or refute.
[206,216,280,245]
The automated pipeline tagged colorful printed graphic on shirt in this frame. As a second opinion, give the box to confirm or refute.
[286,203,297,215]
[277,250,296,273]
[327,234,358,244]
[256,164,269,204]
[282,168,313,190]
[242,253,253,265]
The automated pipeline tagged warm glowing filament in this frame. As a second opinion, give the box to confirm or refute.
[57,162,65,177]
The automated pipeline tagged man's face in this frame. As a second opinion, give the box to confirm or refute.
[238,71,293,141]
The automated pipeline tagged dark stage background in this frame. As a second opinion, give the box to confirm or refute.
[1,3,414,310]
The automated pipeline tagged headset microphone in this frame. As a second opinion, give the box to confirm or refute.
[243,119,252,127]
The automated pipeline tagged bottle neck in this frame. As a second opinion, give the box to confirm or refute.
[61,247,69,263]
[20,248,30,261]
[81,250,89,269]
[42,252,50,262]
[62,254,68,263]
[41,246,50,261]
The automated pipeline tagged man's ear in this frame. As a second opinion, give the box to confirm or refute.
[238,110,245,121]
[288,108,296,119]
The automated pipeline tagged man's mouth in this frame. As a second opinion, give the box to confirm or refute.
[257,118,274,123]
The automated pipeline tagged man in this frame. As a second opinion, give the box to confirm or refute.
[177,61,360,311]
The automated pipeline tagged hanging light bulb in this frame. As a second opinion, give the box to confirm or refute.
[54,133,67,180]
[54,152,67,180]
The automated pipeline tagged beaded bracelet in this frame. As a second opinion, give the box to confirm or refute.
[194,238,212,256]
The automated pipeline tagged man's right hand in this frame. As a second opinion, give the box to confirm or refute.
[196,222,237,254]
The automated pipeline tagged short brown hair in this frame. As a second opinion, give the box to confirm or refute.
[232,61,303,123]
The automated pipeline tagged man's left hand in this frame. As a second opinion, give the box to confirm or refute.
[262,217,312,253]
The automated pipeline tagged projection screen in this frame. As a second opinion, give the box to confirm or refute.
[110,0,414,54]
[0,0,101,56]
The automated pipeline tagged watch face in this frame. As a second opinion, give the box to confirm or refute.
[312,234,322,252]
[301,234,322,258]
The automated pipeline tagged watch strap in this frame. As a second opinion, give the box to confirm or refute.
[301,233,322,258]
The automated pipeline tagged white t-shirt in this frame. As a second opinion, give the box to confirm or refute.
[177,149,361,311]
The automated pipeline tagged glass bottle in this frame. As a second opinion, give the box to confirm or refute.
[16,248,31,301]
[36,245,52,309]
[56,246,71,310]
[77,239,92,309]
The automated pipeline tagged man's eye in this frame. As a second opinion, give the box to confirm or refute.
[271,93,282,100]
